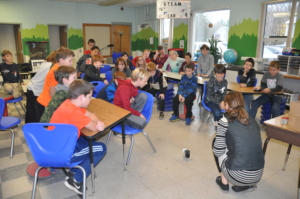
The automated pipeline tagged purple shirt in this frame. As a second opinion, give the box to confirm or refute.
[151,54,169,69]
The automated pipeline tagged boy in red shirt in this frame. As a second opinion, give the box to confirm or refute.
[50,79,106,195]
[114,68,150,129]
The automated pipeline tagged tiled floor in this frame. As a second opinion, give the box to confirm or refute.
[0,90,299,199]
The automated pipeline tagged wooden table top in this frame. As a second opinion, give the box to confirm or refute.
[81,98,131,138]
[264,113,299,134]
[163,71,209,84]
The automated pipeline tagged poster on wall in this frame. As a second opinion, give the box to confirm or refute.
[156,0,191,19]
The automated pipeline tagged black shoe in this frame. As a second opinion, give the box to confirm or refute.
[159,112,164,120]
[64,175,84,195]
[216,176,229,192]
[113,131,118,136]
[232,185,254,192]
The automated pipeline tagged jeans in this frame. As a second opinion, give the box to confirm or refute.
[206,101,222,121]
[147,87,167,112]
[173,93,196,118]
[70,136,106,183]
[249,95,283,119]
[243,94,253,113]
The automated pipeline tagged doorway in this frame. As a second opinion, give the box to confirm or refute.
[48,25,67,52]
[0,24,23,63]
[112,24,131,54]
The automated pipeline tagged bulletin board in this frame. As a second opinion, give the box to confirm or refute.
[156,0,191,19]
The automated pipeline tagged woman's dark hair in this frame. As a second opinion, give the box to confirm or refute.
[224,91,249,125]
[244,58,255,68]
[214,64,226,74]
[121,51,129,57]
[185,52,192,58]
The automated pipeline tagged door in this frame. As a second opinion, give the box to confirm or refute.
[112,25,131,54]
[59,26,67,47]
[13,25,24,63]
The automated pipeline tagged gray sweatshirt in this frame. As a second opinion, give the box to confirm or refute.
[197,54,214,77]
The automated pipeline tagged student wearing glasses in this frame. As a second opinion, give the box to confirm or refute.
[132,49,150,67]
[135,56,147,70]
[111,57,131,78]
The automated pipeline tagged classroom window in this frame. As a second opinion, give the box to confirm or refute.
[193,9,230,62]
[262,1,298,59]
[160,18,171,52]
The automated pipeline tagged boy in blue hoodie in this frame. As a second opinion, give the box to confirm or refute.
[169,63,198,125]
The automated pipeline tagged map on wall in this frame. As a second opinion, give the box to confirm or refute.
[156,0,191,19]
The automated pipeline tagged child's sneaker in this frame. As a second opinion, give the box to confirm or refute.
[159,112,164,120]
[64,175,84,195]
[169,114,180,122]
[185,117,191,126]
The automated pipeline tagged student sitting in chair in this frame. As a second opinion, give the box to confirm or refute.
[76,46,100,76]
[83,55,108,85]
[169,63,197,125]
[111,57,131,78]
[96,71,127,103]
[50,79,106,195]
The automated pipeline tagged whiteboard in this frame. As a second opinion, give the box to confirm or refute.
[156,1,191,19]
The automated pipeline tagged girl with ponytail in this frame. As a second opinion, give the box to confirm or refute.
[212,91,265,193]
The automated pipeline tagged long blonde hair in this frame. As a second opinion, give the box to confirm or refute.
[224,91,249,125]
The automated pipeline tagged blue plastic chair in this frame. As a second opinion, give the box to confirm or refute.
[198,81,225,132]
[105,71,113,83]
[90,81,106,98]
[100,64,111,73]
[112,52,122,63]
[105,91,156,165]
[0,98,22,158]
[6,96,26,119]
[22,123,86,199]
[80,73,85,79]
[236,76,258,86]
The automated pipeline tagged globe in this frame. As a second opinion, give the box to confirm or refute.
[224,49,238,64]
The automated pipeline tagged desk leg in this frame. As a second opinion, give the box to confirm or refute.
[89,139,95,193]
[298,158,300,199]
[122,120,126,170]
[263,137,271,154]
[282,144,292,170]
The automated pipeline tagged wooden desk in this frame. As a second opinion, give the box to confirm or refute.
[163,71,209,85]
[81,99,130,193]
[227,82,283,95]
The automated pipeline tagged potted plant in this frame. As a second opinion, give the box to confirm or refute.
[208,34,222,64]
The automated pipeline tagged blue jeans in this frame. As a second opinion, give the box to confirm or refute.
[70,136,106,183]
[243,94,253,113]
[249,95,283,119]
[206,101,222,121]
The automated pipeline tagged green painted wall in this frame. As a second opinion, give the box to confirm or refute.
[132,27,158,51]
[21,24,49,56]
[292,19,300,49]
[228,18,259,65]
[173,23,188,52]
[68,28,83,50]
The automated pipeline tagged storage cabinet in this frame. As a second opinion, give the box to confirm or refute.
[278,55,300,76]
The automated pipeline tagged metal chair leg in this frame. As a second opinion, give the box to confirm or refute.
[74,165,86,199]
[9,129,15,158]
[282,144,293,170]
[141,131,156,153]
[198,112,212,132]
[19,101,26,112]
[14,102,23,119]
[126,135,134,165]
[31,166,43,199]
[105,130,113,149]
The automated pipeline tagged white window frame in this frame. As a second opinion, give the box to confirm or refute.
[257,0,297,58]
[159,18,173,52]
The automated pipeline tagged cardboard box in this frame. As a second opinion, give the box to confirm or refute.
[287,112,300,131]
[290,101,300,115]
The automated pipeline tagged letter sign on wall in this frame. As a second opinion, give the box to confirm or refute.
[156,0,191,19]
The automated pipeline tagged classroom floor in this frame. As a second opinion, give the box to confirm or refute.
[0,89,298,199]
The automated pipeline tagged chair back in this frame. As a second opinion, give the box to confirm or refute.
[80,73,85,79]
[0,98,4,120]
[112,52,122,63]
[90,81,106,98]
[139,91,154,124]
[236,76,258,86]
[105,71,113,83]
[100,65,111,73]
[23,123,79,168]
[202,81,211,112]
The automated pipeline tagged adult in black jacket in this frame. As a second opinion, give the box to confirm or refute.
[213,91,264,193]
[83,55,108,85]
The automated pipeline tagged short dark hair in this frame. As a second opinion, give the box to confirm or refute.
[214,64,226,74]
[55,46,75,63]
[88,39,95,44]
[244,58,255,68]
[185,63,195,70]
[91,46,100,51]
[157,45,163,51]
[54,66,76,84]
[121,51,129,57]
[185,52,192,58]
[69,80,95,99]
[200,44,209,50]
